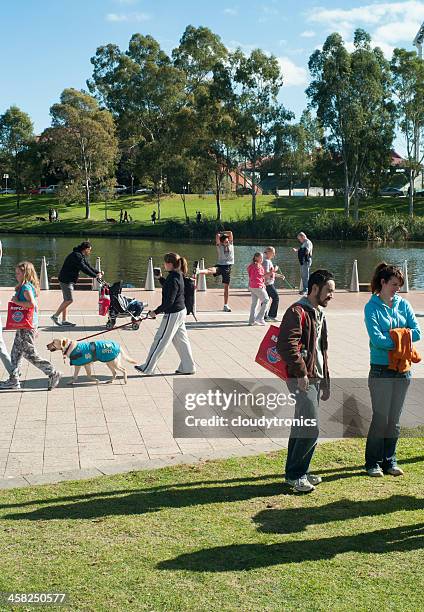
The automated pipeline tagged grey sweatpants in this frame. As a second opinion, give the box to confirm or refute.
[140,309,195,375]
[11,329,55,380]
[249,287,269,324]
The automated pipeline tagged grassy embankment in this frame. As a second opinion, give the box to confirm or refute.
[1,192,424,240]
[0,438,423,611]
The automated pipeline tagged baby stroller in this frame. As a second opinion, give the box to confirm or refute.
[99,281,145,330]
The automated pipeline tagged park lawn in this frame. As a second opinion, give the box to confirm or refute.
[1,193,424,237]
[0,438,423,611]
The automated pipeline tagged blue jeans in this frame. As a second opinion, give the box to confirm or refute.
[285,381,320,480]
[300,260,311,293]
[365,365,411,470]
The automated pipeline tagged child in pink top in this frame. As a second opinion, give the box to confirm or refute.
[247,253,271,326]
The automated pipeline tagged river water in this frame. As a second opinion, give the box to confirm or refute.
[0,234,423,289]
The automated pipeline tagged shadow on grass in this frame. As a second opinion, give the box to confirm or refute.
[253,495,424,534]
[2,453,423,520]
[157,522,424,571]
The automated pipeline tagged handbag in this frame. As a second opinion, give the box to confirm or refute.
[255,307,306,380]
[98,285,111,316]
[5,302,36,330]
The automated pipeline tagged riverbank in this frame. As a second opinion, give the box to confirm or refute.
[2,193,424,240]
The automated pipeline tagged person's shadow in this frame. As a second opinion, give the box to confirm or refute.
[157,522,424,571]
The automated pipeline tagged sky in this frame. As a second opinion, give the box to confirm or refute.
[1,0,424,154]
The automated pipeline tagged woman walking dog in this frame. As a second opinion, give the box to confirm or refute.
[0,261,62,391]
[364,262,421,477]
[135,252,195,376]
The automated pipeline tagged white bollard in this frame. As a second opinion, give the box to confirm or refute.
[349,260,359,292]
[40,256,49,290]
[196,258,207,292]
[145,257,155,291]
[400,260,409,293]
[92,257,101,290]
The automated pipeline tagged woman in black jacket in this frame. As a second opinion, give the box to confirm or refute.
[135,252,195,376]
[51,241,102,327]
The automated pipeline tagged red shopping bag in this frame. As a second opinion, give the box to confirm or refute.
[98,285,110,316]
[255,325,289,379]
[255,307,306,380]
[5,302,36,330]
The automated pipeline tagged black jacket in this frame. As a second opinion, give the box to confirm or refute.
[59,248,99,284]
[154,271,185,315]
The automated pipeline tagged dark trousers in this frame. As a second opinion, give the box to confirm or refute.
[285,381,320,480]
[266,284,279,318]
[365,365,411,470]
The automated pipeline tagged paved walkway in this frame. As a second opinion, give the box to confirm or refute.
[1,287,423,489]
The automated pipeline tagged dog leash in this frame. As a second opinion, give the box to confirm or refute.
[76,314,150,342]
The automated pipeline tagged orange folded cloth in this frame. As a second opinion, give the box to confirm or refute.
[388,328,421,373]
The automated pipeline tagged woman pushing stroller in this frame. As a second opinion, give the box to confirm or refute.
[135,252,195,376]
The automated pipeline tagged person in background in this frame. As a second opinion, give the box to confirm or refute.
[263,246,284,322]
[277,269,335,493]
[0,261,62,391]
[151,210,157,224]
[292,232,313,296]
[247,252,270,326]
[0,240,15,379]
[196,211,202,223]
[135,252,195,376]
[364,262,421,478]
[51,241,102,327]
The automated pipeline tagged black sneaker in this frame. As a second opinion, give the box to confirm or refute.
[61,321,76,327]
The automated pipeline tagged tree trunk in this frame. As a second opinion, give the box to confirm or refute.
[85,180,90,219]
[353,185,359,222]
[251,171,257,221]
[215,172,222,221]
[181,193,188,223]
[409,168,415,219]
[157,189,161,221]
[344,165,350,217]
[307,175,311,197]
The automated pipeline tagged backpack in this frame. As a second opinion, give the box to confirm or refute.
[183,276,196,319]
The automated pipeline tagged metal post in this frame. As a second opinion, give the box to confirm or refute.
[145,257,155,291]
[92,257,101,290]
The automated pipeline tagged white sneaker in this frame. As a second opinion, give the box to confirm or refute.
[306,473,322,486]
[255,320,267,326]
[0,379,21,391]
[286,475,315,492]
[223,305,232,312]
[366,467,384,477]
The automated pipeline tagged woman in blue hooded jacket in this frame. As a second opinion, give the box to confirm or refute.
[364,262,421,477]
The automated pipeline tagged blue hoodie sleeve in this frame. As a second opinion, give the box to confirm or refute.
[364,302,395,349]
[404,299,421,342]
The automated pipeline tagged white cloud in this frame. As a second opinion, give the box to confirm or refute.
[224,7,238,16]
[106,12,150,22]
[301,30,316,38]
[308,1,424,58]
[278,57,308,87]
[309,1,424,28]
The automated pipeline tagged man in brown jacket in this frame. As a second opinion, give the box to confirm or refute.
[277,269,335,492]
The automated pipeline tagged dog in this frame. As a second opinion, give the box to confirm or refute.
[47,338,136,384]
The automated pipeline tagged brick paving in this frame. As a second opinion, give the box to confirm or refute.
[0,287,423,488]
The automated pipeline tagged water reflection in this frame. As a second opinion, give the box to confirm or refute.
[0,234,423,289]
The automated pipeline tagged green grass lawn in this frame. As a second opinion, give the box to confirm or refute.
[1,192,423,237]
[0,438,423,611]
